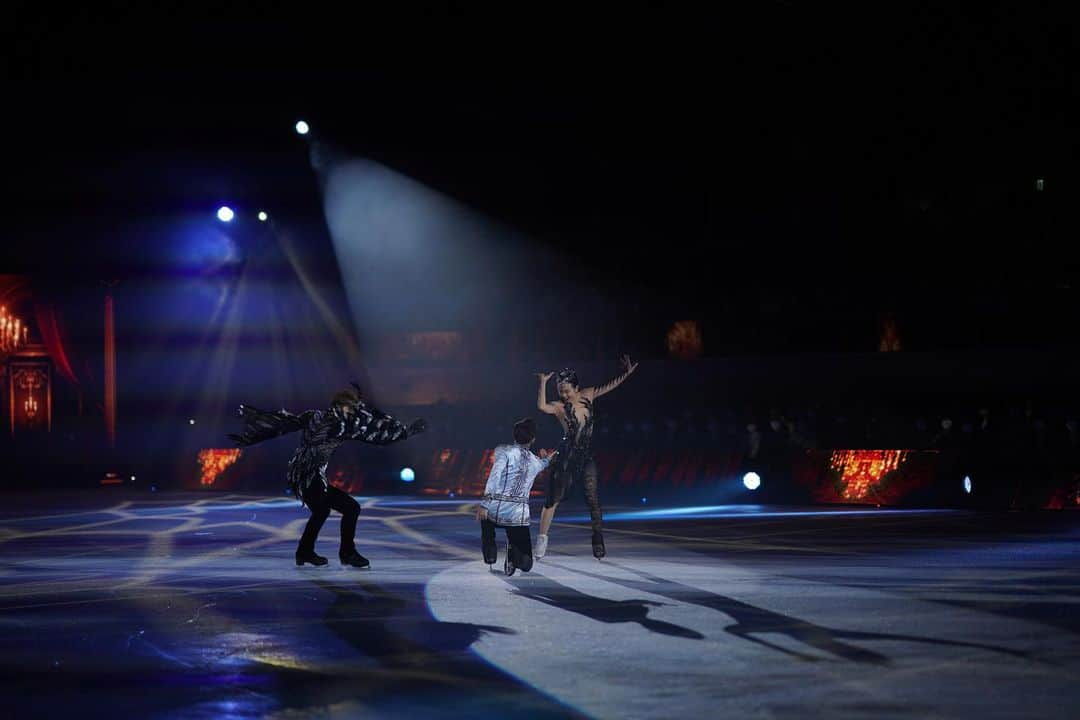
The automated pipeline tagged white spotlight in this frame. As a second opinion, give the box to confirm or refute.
[295,120,310,136]
[963,475,972,494]
[743,472,761,490]
[216,206,235,223]
[257,211,268,222]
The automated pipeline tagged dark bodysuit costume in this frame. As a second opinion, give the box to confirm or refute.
[545,395,604,556]
[229,397,414,562]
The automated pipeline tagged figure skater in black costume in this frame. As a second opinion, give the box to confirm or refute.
[535,355,637,559]
[229,383,427,568]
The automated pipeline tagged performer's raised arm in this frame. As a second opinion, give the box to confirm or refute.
[227,405,308,447]
[342,401,426,445]
[583,354,639,400]
[313,385,426,446]
[537,371,560,415]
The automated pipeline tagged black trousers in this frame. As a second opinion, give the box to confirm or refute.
[480,519,534,572]
[545,455,602,534]
[298,483,361,556]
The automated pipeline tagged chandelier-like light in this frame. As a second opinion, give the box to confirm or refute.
[0,306,28,353]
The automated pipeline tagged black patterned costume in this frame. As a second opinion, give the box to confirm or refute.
[545,397,603,541]
[229,393,421,564]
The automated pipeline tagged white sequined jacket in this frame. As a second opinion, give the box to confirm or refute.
[480,444,553,526]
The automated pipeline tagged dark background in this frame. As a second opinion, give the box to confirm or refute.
[4,3,1077,495]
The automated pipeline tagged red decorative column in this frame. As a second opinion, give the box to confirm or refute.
[104,293,116,448]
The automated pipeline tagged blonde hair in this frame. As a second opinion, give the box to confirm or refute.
[332,389,360,408]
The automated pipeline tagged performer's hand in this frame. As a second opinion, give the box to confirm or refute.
[620,354,639,374]
[537,371,553,383]
[476,505,488,521]
[408,418,428,436]
[539,448,549,459]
